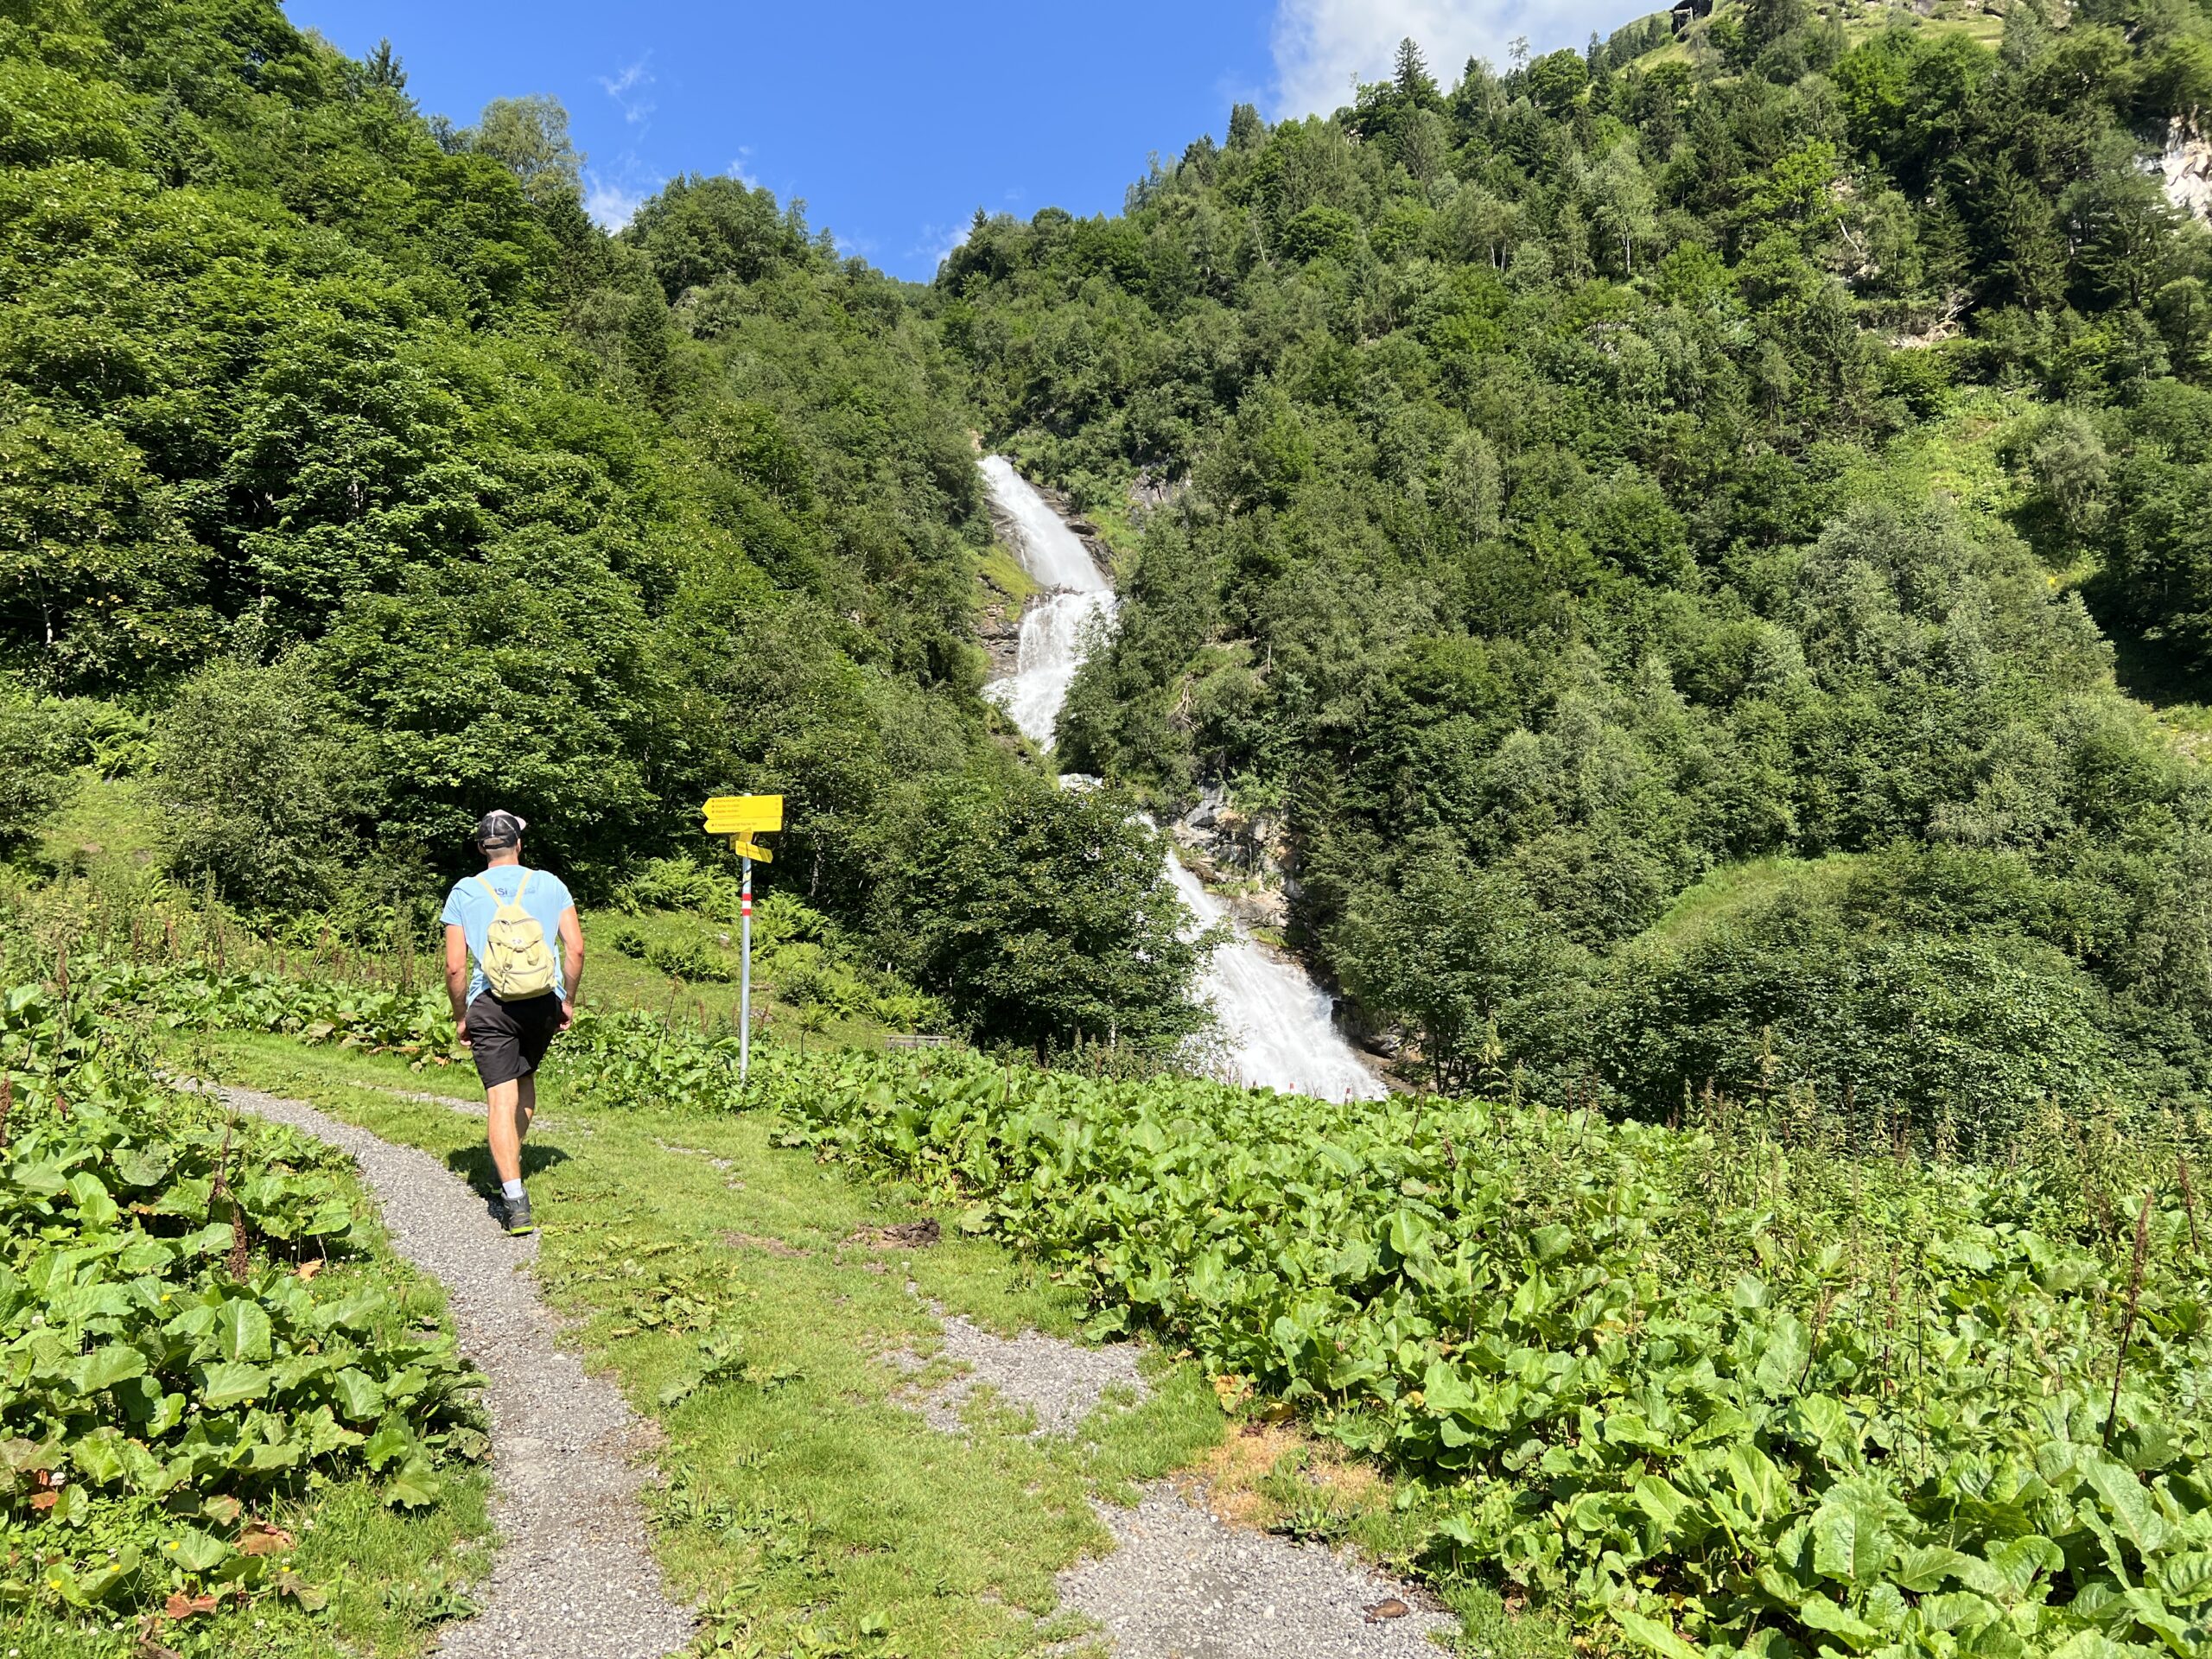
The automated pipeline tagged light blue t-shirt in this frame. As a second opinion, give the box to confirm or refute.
[440,865,576,1002]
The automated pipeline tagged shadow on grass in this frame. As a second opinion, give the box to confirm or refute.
[442,1141,571,1198]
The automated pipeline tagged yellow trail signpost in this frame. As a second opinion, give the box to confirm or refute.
[701,795,784,1085]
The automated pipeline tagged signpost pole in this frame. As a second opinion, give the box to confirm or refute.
[701,795,779,1092]
[739,855,753,1089]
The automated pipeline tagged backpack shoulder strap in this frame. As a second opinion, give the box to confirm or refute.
[512,869,533,904]
[475,874,527,912]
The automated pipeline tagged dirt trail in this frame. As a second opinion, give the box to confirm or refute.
[205,1083,695,1659]
[211,1077,1446,1657]
[895,1312,1455,1657]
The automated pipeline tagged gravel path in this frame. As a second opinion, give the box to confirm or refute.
[890,1312,1147,1435]
[892,1308,1453,1656]
[208,1084,695,1659]
[1060,1487,1456,1658]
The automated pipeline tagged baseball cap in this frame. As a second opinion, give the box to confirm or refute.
[473,810,529,849]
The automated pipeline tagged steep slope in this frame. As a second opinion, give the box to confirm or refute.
[0,0,1200,1052]
[939,1,2212,1125]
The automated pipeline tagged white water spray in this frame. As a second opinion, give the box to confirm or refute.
[980,458,1384,1102]
[981,456,1116,748]
[1158,855,1387,1101]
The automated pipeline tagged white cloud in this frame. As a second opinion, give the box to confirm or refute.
[729,147,759,187]
[599,57,655,125]
[911,218,972,276]
[1270,0,1623,118]
[584,176,645,230]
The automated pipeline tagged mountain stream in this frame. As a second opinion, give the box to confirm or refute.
[980,456,1383,1101]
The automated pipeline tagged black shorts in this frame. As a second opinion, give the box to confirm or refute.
[466,992,562,1089]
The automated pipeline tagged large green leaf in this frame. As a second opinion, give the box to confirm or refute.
[167,1527,231,1573]
[111,1148,173,1189]
[73,1343,149,1393]
[1796,1593,1882,1650]
[1893,1545,1974,1594]
[1609,1605,1707,1659]
[1633,1474,1693,1536]
[332,1367,385,1421]
[215,1298,273,1363]
[1791,1394,1861,1466]
[1811,1482,1897,1586]
[198,1361,267,1410]
[385,1455,442,1509]
[363,1420,414,1471]
[1966,1535,2062,1602]
[1721,1442,1789,1528]
[1385,1208,1433,1257]
[67,1170,120,1229]
[1916,1591,2002,1637]
[1751,1313,1812,1395]
[1529,1224,1573,1261]
[2082,1458,2173,1561]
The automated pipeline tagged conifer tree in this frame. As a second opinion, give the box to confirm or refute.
[1394,37,1440,106]
[366,37,404,89]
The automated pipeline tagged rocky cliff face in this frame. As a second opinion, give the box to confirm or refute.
[2159,113,2212,219]
[1167,785,1294,932]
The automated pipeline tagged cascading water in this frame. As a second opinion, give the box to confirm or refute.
[980,456,1116,747]
[980,457,1385,1102]
[1157,856,1386,1101]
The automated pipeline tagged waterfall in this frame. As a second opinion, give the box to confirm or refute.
[1157,856,1388,1102]
[980,456,1111,594]
[981,456,1116,748]
[981,457,1385,1102]
[990,589,1116,749]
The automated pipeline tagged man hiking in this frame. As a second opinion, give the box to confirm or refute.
[442,810,583,1236]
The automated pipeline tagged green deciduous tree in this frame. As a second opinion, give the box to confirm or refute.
[467,94,583,209]
[1334,842,1574,1092]
[875,779,1211,1052]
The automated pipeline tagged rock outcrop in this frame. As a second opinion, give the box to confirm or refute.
[2159,113,2212,220]
[1168,785,1294,932]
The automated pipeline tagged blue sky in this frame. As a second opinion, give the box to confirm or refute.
[287,0,1624,281]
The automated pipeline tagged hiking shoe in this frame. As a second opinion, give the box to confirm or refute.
[501,1192,537,1236]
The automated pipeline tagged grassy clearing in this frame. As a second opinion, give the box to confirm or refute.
[977,539,1040,612]
[34,773,162,879]
[1631,0,2011,74]
[1838,387,2027,539]
[177,1032,1579,1657]
[1636,852,1859,948]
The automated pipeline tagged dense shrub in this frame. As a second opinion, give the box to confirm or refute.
[0,973,482,1624]
[764,1043,2212,1658]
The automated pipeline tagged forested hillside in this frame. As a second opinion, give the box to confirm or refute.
[19,0,2212,1113]
[0,0,1200,1048]
[20,6,2212,1656]
[941,0,2212,1129]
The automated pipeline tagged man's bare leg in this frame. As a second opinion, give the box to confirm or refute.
[486,1077,529,1187]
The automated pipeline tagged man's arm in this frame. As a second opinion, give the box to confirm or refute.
[443,924,473,1042]
[557,905,584,1030]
